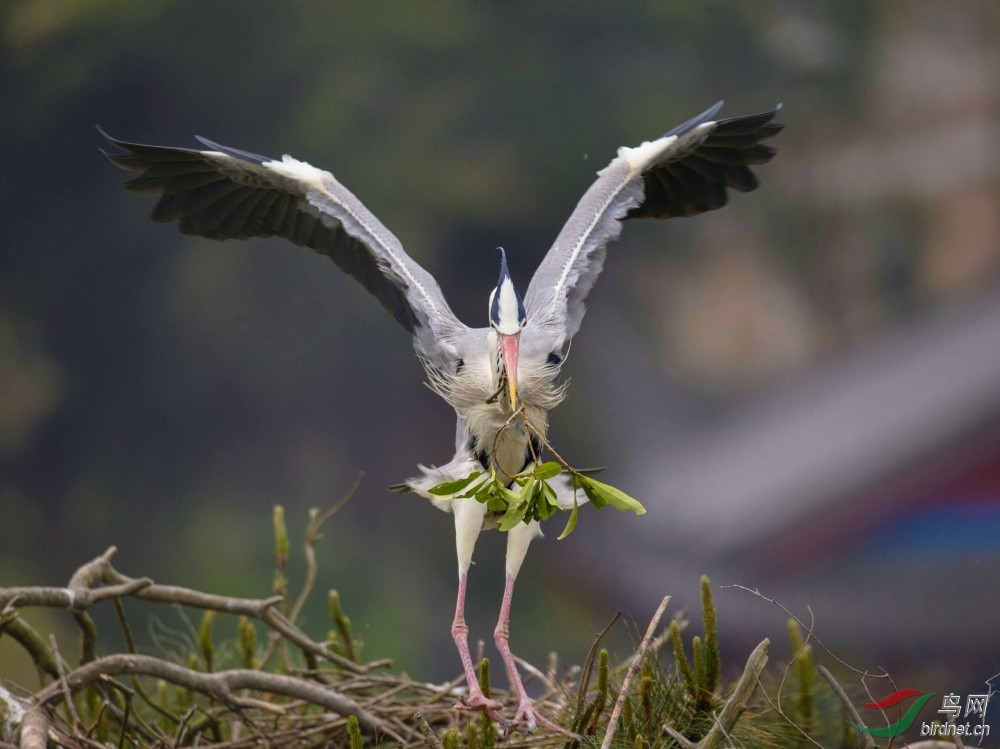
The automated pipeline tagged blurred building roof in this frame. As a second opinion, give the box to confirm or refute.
[582,284,1000,657]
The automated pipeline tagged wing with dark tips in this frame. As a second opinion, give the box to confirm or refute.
[100,127,467,364]
[524,102,782,348]
[627,107,782,219]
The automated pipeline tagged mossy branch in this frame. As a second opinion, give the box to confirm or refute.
[700,576,720,695]
[0,614,58,680]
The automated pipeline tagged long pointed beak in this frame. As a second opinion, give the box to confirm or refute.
[498,331,520,410]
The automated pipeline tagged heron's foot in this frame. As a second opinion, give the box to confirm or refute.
[454,692,505,723]
[505,699,581,739]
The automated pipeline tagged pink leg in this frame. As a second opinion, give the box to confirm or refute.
[494,575,580,738]
[452,572,504,719]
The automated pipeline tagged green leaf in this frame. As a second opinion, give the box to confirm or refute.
[577,477,608,509]
[577,475,646,515]
[429,471,484,496]
[477,480,507,512]
[541,482,558,510]
[498,502,529,531]
[557,493,579,540]
[498,479,532,531]
[533,481,557,521]
[532,461,563,480]
[535,500,555,521]
[517,477,536,501]
[487,497,507,512]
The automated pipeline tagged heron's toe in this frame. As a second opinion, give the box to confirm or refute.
[454,692,504,721]
[507,700,580,739]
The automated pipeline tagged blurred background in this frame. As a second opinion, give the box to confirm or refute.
[2,0,999,701]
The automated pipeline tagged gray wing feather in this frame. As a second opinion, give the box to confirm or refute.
[99,128,466,366]
[524,102,782,350]
[523,160,641,352]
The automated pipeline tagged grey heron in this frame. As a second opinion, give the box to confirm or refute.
[101,100,782,732]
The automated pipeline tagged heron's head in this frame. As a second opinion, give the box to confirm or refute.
[488,247,526,409]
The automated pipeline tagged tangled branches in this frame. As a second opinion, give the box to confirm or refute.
[0,481,962,749]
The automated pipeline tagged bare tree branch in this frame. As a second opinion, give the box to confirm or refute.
[288,473,363,626]
[0,547,370,676]
[33,654,392,739]
[817,666,875,749]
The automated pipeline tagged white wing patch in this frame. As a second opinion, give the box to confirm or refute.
[260,154,327,190]
[617,120,717,176]
[549,119,720,302]
[617,135,678,175]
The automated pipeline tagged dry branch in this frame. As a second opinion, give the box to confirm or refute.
[17,707,47,749]
[695,638,768,749]
[0,547,368,676]
[817,665,875,749]
[600,595,670,749]
[32,654,389,738]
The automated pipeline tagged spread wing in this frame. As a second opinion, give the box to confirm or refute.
[523,101,782,351]
[100,129,467,366]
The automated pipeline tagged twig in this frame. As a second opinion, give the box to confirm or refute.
[49,635,82,732]
[173,707,197,749]
[574,611,621,720]
[751,670,825,749]
[413,712,443,749]
[723,585,889,680]
[600,596,670,749]
[817,666,875,749]
[111,598,180,725]
[288,473,364,626]
[490,405,526,478]
[523,421,577,477]
[116,694,131,749]
[777,607,816,716]
[512,656,555,694]
[662,724,695,749]
[695,639,768,749]
[33,654,390,738]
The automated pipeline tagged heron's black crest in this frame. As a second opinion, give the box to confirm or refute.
[489,247,526,332]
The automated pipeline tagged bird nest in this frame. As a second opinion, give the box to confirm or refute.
[0,481,910,749]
